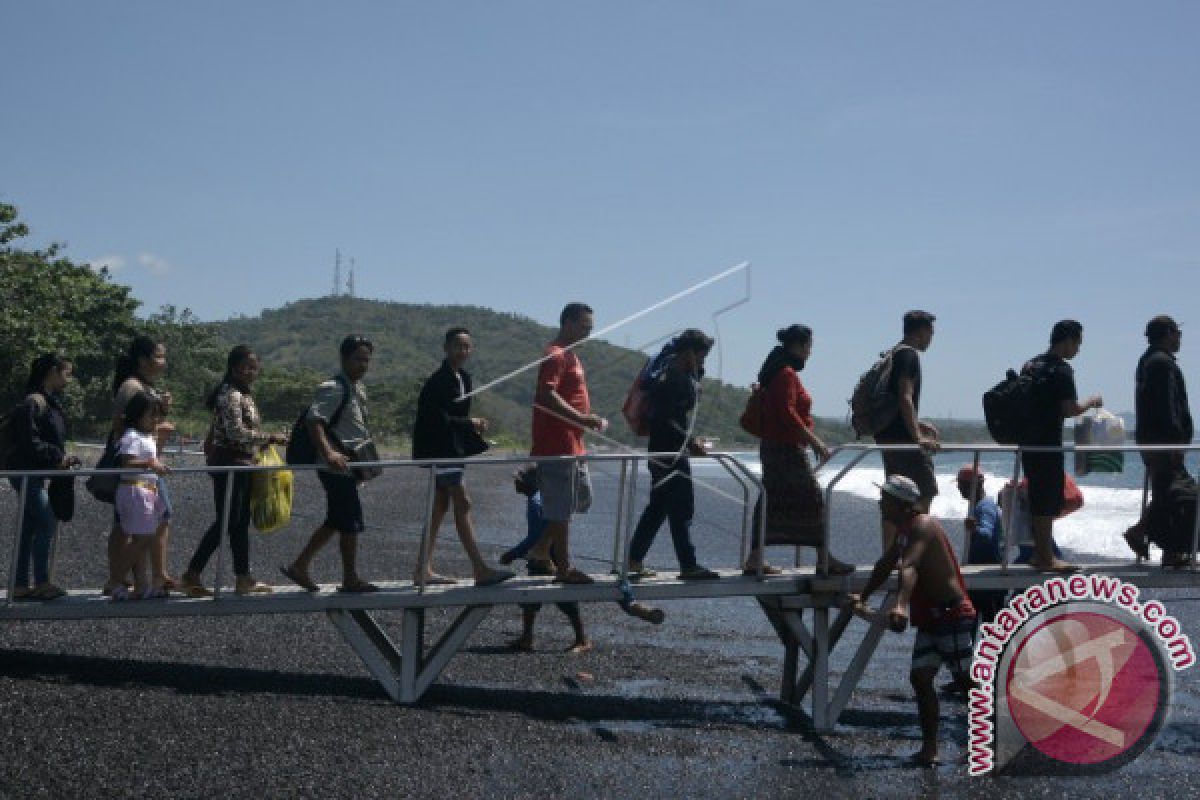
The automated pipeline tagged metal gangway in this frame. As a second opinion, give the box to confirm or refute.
[2,444,1198,732]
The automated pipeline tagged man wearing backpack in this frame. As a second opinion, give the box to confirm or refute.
[1020,320,1102,573]
[282,335,379,593]
[627,328,719,581]
[876,310,940,548]
[1130,315,1193,566]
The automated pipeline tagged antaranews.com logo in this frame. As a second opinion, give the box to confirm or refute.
[968,574,1195,776]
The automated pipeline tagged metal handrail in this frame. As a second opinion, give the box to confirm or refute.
[820,441,1200,575]
[3,450,768,605]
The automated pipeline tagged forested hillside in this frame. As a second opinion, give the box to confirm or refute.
[218,296,759,448]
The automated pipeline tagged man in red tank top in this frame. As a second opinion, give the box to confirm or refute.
[848,475,977,767]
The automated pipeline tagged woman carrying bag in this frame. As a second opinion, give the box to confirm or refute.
[745,325,853,576]
[180,346,285,597]
[7,354,79,601]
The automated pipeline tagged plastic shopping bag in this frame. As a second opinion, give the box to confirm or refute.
[251,445,293,534]
[1074,409,1125,475]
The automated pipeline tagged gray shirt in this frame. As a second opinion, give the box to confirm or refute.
[308,372,371,469]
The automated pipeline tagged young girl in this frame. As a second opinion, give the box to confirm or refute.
[110,393,171,601]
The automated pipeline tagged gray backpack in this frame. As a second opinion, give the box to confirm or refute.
[848,345,912,438]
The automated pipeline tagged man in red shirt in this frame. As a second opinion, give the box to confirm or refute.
[528,302,605,584]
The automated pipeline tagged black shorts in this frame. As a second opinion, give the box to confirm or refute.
[880,447,938,501]
[1022,451,1064,517]
[318,471,365,534]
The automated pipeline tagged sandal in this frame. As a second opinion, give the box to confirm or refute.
[743,564,784,576]
[30,583,66,601]
[280,565,319,592]
[553,569,595,585]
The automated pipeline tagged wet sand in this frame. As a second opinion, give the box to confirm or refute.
[1,457,1199,798]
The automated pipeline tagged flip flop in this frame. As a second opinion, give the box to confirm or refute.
[476,569,516,588]
[742,565,784,576]
[280,565,319,592]
[417,574,458,586]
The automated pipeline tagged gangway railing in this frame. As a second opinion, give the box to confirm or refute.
[2,451,771,605]
[5,442,1198,727]
[819,442,1200,575]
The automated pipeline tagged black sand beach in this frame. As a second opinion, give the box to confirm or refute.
[2,456,1199,798]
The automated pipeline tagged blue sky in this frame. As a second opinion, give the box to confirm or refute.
[5,2,1199,418]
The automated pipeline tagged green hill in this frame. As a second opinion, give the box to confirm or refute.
[216,296,760,449]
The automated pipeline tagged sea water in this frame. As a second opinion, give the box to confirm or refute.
[691,449,1198,562]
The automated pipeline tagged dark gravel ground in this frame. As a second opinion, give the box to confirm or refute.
[2,455,1199,798]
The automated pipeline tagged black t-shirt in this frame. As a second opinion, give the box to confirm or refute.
[647,365,699,457]
[876,345,921,443]
[1022,353,1078,446]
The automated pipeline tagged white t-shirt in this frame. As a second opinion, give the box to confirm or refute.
[117,428,158,481]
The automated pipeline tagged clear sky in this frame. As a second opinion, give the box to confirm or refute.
[5,1,1199,418]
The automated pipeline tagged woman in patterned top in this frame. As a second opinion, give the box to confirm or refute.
[180,345,285,597]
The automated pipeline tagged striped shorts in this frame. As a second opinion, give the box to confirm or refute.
[912,615,977,675]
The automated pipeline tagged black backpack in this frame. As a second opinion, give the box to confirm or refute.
[285,375,353,465]
[848,345,911,438]
[982,368,1036,445]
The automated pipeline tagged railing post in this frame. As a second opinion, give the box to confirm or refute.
[1002,449,1022,573]
[610,459,628,574]
[1190,484,1200,572]
[211,468,236,599]
[415,466,437,593]
[620,456,639,577]
[7,475,29,605]
[963,450,981,563]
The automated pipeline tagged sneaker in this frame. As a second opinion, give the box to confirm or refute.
[31,583,67,600]
[235,575,274,595]
[679,566,721,581]
[180,571,213,598]
[627,563,658,580]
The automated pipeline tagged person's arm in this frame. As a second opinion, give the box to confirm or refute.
[851,541,903,606]
[307,382,350,472]
[118,437,169,475]
[1148,359,1186,443]
[886,522,933,630]
[21,399,68,469]
[894,350,937,448]
[534,352,601,431]
[219,389,273,449]
[1061,394,1101,418]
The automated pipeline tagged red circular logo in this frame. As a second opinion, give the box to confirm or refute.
[1006,610,1165,766]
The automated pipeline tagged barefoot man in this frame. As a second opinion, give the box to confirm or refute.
[848,476,977,767]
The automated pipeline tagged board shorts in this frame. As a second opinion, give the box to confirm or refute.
[318,471,365,534]
[879,446,938,502]
[536,460,593,523]
[912,615,977,675]
[1022,451,1065,517]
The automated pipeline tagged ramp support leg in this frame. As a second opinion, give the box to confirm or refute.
[328,605,493,704]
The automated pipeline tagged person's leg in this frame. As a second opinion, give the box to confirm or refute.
[290,525,337,578]
[106,522,130,590]
[559,602,591,653]
[338,531,362,586]
[28,480,56,588]
[415,488,451,580]
[229,472,253,577]
[662,465,701,572]
[1024,453,1074,571]
[12,479,40,589]
[542,520,569,574]
[447,485,484,575]
[628,469,670,570]
[510,604,539,651]
[150,478,174,586]
[186,473,228,579]
[911,666,941,765]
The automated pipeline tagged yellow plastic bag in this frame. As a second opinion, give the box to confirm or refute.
[251,445,293,534]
